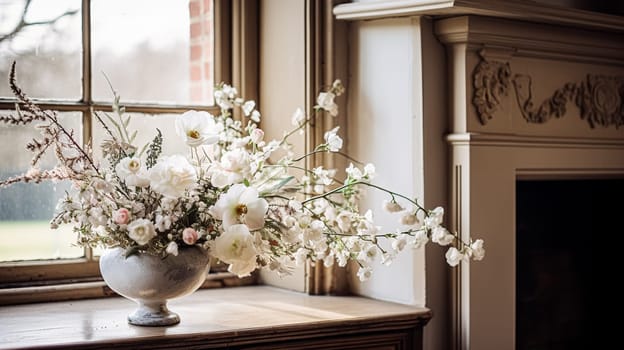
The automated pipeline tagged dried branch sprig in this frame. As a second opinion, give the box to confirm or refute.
[0,167,69,188]
[0,62,99,188]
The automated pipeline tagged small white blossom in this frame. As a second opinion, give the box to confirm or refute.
[166,241,179,256]
[251,110,261,123]
[242,100,255,116]
[323,126,343,152]
[425,207,444,228]
[291,108,305,126]
[445,247,464,267]
[383,200,404,213]
[357,266,373,282]
[317,91,338,117]
[431,226,454,246]
[469,239,486,261]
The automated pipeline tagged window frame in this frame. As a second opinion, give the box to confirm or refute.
[0,0,258,304]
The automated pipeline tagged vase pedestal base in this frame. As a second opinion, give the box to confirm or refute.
[128,301,180,326]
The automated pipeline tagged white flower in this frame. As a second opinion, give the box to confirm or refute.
[346,163,363,180]
[431,226,454,246]
[470,239,485,261]
[115,157,149,187]
[291,108,305,126]
[294,247,308,266]
[251,110,261,123]
[250,128,264,144]
[215,84,237,110]
[209,148,251,188]
[392,235,407,252]
[155,214,172,232]
[127,219,156,246]
[410,230,429,249]
[211,184,268,230]
[363,163,376,179]
[336,211,352,232]
[242,100,255,116]
[166,241,179,256]
[357,266,373,282]
[213,224,258,277]
[175,110,220,147]
[399,212,419,226]
[425,207,444,228]
[323,126,343,152]
[382,200,403,213]
[445,247,464,267]
[317,91,338,117]
[149,155,197,198]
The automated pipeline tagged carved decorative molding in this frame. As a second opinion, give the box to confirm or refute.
[472,57,624,129]
[472,60,511,125]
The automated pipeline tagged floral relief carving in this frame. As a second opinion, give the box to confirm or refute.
[472,59,512,125]
[472,56,624,129]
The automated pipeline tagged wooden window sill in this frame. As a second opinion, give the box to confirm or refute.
[0,286,432,350]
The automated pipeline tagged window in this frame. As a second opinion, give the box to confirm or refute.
[0,0,250,300]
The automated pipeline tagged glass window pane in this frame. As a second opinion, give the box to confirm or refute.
[0,111,84,261]
[92,0,214,105]
[92,112,189,160]
[0,0,82,99]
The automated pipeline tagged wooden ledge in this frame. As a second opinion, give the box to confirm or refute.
[0,286,431,350]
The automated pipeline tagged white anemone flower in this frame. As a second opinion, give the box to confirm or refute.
[211,184,268,230]
[175,110,220,147]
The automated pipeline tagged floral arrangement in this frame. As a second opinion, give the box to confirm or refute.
[0,62,484,280]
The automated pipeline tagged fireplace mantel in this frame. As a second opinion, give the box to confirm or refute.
[434,9,624,350]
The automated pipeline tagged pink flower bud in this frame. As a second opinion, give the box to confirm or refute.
[250,128,264,144]
[113,208,130,225]
[182,227,199,245]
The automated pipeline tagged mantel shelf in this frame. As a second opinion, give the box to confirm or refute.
[333,0,624,32]
[0,286,431,350]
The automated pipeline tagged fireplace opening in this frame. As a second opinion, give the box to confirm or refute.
[516,179,622,349]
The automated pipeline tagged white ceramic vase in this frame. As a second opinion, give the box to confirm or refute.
[99,246,210,326]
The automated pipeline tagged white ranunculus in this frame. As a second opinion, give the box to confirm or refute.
[175,110,220,147]
[213,224,258,277]
[431,226,455,246]
[470,239,485,261]
[209,148,251,188]
[317,91,338,117]
[445,247,464,267]
[211,183,268,230]
[149,155,197,198]
[323,126,343,152]
[127,219,156,245]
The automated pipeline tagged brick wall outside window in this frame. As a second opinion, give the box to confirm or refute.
[189,0,214,104]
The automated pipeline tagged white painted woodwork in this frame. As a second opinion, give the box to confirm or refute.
[258,0,308,292]
[334,0,624,31]
[435,13,624,350]
[336,1,623,349]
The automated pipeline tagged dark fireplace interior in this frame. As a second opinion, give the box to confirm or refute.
[516,179,622,350]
